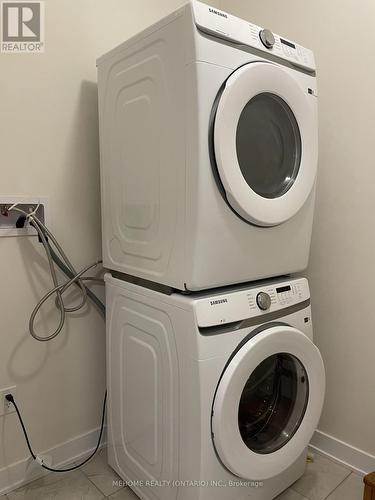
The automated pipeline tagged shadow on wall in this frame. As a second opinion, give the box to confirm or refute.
[6,79,104,384]
[53,79,102,253]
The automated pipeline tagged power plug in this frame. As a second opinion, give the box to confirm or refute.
[0,387,17,416]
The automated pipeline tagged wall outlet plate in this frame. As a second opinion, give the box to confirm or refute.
[0,386,17,416]
[0,196,50,237]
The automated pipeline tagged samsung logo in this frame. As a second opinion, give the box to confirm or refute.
[210,298,228,306]
[209,8,228,18]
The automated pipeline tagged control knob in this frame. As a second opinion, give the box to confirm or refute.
[259,29,275,49]
[256,292,271,311]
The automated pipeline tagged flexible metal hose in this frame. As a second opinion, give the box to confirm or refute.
[9,206,105,341]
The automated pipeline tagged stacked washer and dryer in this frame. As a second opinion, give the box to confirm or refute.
[97,2,325,499]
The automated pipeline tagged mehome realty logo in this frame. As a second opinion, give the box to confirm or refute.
[1,1,44,53]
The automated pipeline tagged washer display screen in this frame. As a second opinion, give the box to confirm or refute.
[276,285,291,294]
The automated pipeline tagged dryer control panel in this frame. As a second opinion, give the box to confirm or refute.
[195,278,310,328]
[192,1,316,72]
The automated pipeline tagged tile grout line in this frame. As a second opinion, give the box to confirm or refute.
[70,460,109,499]
[289,485,310,499]
[72,448,121,498]
[104,486,130,499]
[5,467,72,498]
[321,470,353,500]
[77,463,89,479]
[80,471,108,499]
[75,458,120,498]
[289,466,352,500]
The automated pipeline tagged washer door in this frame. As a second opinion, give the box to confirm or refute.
[212,326,325,481]
[213,62,318,226]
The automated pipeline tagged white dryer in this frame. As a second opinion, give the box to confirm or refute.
[97,1,318,291]
[106,275,325,500]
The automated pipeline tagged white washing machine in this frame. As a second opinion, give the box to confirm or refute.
[106,274,325,500]
[97,1,318,292]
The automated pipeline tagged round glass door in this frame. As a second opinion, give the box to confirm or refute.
[236,93,302,199]
[238,353,308,454]
[213,62,318,227]
[211,326,325,480]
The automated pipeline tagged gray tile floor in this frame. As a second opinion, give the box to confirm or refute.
[0,449,364,500]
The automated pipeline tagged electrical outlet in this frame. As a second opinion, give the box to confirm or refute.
[0,196,50,237]
[0,386,17,416]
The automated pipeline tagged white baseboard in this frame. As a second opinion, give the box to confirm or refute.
[3,426,372,495]
[310,429,375,475]
[0,426,106,496]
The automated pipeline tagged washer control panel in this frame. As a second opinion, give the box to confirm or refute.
[192,1,316,72]
[195,278,309,328]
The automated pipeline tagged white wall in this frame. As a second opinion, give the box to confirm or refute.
[0,0,216,492]
[218,0,375,459]
[2,0,374,490]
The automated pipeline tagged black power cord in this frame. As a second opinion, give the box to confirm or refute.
[5,391,107,472]
[8,207,108,472]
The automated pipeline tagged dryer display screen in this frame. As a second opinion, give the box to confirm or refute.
[276,285,291,293]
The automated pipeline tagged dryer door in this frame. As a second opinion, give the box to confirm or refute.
[211,325,325,481]
[213,62,318,226]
